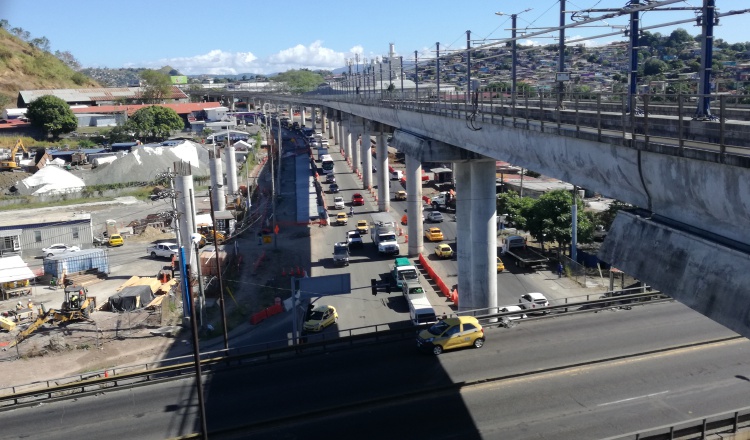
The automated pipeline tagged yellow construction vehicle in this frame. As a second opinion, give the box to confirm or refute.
[3,285,96,349]
[0,139,29,171]
[197,224,225,244]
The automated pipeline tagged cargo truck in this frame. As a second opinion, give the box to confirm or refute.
[500,235,548,269]
[370,213,399,256]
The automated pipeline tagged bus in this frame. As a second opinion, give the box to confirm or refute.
[320,154,334,175]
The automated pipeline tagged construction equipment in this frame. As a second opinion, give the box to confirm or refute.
[0,139,29,171]
[3,285,96,349]
[197,224,225,244]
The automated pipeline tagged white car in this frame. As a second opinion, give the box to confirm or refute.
[518,292,550,314]
[426,211,444,223]
[41,243,81,257]
[334,196,345,209]
[499,306,527,320]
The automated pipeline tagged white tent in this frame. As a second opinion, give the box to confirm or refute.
[0,256,35,283]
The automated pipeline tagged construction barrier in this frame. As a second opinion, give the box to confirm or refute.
[252,251,266,275]
[419,252,455,300]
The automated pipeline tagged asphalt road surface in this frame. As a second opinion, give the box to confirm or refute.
[0,302,745,440]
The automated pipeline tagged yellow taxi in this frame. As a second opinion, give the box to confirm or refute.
[424,227,444,242]
[356,220,369,234]
[394,190,407,201]
[416,316,485,355]
[435,243,453,259]
[497,257,505,272]
[336,212,348,226]
[303,305,338,332]
[108,234,124,247]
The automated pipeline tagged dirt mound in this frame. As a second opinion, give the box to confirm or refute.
[0,171,32,194]
[130,225,176,243]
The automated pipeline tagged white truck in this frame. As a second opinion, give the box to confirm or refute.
[430,191,456,211]
[147,242,179,259]
[370,213,399,256]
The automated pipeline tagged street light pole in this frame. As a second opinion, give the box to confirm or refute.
[182,245,208,440]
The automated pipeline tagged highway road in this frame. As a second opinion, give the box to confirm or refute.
[0,302,745,439]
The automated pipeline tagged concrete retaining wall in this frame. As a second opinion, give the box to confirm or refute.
[600,211,750,338]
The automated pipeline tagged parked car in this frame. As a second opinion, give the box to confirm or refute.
[435,244,453,259]
[334,196,345,209]
[352,193,364,206]
[329,183,340,193]
[416,316,485,355]
[424,227,444,242]
[426,211,444,223]
[519,292,550,314]
[303,305,338,332]
[394,190,407,201]
[41,243,81,257]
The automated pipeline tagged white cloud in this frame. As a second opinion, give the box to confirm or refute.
[138,41,353,75]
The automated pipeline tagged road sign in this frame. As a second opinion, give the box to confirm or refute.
[263,235,272,244]
[274,225,280,235]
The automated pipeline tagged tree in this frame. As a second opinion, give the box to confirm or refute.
[643,58,668,76]
[54,50,81,70]
[525,190,594,253]
[26,95,78,140]
[29,36,50,52]
[271,69,325,94]
[139,69,173,104]
[127,105,184,141]
[496,191,534,231]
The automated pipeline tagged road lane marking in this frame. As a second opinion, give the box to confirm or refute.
[597,391,669,407]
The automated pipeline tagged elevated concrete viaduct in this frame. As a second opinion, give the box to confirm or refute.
[256,96,750,337]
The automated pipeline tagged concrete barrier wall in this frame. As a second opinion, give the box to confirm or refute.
[600,211,750,338]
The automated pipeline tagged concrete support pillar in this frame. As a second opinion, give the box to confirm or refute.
[376,128,390,212]
[225,144,238,196]
[406,155,423,256]
[455,162,472,311]
[362,120,372,189]
[209,149,226,212]
[301,106,306,127]
[344,116,352,160]
[469,160,498,313]
[174,162,197,275]
[352,118,361,174]
[310,106,316,131]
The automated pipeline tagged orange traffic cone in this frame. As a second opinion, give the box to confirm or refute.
[405,234,409,243]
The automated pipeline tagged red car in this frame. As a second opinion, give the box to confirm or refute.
[352,193,364,206]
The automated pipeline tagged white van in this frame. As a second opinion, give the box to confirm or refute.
[409,296,437,326]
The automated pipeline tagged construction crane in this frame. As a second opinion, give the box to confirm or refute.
[0,139,29,171]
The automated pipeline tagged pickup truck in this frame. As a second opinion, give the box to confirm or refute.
[500,235,548,269]
[147,242,179,259]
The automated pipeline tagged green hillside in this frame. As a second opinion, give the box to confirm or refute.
[0,27,99,110]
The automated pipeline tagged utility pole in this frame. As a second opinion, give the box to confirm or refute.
[400,56,404,98]
[466,30,472,105]
[695,0,716,119]
[208,188,229,352]
[436,42,440,105]
[628,0,641,114]
[511,14,518,104]
[414,50,419,102]
[557,0,566,110]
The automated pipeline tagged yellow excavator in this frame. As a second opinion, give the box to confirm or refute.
[0,139,29,171]
[3,285,96,350]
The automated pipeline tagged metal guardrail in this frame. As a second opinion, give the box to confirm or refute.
[601,405,750,440]
[0,290,670,408]
[254,90,750,158]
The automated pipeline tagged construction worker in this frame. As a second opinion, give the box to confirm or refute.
[70,293,78,309]
[16,301,23,310]
[27,299,33,310]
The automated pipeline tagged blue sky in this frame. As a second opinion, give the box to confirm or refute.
[2,0,749,75]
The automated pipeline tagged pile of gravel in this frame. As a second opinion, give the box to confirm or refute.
[83,140,213,186]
